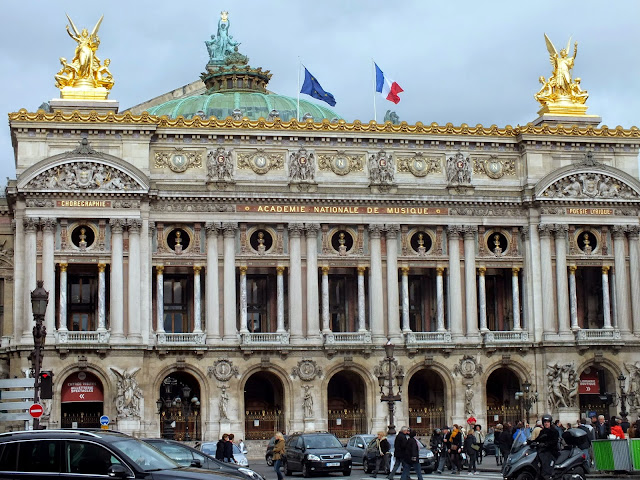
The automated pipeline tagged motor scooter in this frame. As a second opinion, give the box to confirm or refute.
[502,428,590,480]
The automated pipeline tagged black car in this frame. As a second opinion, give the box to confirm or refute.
[483,432,496,456]
[282,432,352,477]
[362,434,435,474]
[0,429,239,479]
[266,434,289,466]
[142,438,264,480]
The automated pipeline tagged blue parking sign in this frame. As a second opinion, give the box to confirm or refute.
[100,415,109,426]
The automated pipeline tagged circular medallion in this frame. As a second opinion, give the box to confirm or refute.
[217,155,226,164]
[299,156,307,165]
[485,157,504,179]
[331,155,351,175]
[408,155,429,177]
[211,359,239,382]
[170,154,189,173]
[251,154,270,174]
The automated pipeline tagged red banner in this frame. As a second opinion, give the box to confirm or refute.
[61,371,104,402]
[579,371,600,394]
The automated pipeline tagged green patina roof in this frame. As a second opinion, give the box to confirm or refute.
[145,92,341,122]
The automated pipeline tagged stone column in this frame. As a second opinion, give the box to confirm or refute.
[369,225,385,339]
[276,266,286,333]
[205,223,220,341]
[512,267,522,331]
[447,227,463,335]
[41,218,56,338]
[613,226,631,333]
[554,225,570,336]
[357,266,367,332]
[222,223,238,340]
[463,226,478,336]
[155,266,164,333]
[110,219,125,341]
[400,266,410,332]
[98,263,107,331]
[386,224,401,339]
[627,227,640,335]
[23,218,38,339]
[436,266,446,332]
[527,224,544,342]
[193,266,202,332]
[539,225,556,335]
[140,219,151,345]
[239,266,248,333]
[478,267,488,332]
[305,224,320,338]
[568,265,579,331]
[13,217,25,343]
[127,220,142,341]
[58,263,68,331]
[321,266,330,333]
[288,224,303,339]
[602,266,612,329]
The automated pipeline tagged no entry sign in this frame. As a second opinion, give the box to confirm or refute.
[29,403,44,418]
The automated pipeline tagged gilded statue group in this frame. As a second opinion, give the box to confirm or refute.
[205,11,244,65]
[55,14,114,92]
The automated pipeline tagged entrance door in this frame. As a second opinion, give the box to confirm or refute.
[60,371,104,428]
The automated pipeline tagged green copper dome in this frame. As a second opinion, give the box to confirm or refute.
[146,91,341,121]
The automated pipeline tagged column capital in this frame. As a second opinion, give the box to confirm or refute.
[447,225,462,238]
[478,266,486,275]
[205,222,220,238]
[462,225,478,239]
[110,218,126,234]
[321,266,330,275]
[538,224,554,237]
[385,224,401,238]
[97,263,106,273]
[23,217,38,233]
[520,225,530,240]
[276,265,285,274]
[368,224,383,238]
[400,266,410,276]
[628,225,640,239]
[553,224,568,236]
[612,225,627,238]
[436,266,445,275]
[602,265,610,274]
[305,223,320,237]
[568,265,577,274]
[148,221,156,237]
[193,265,202,274]
[357,266,367,275]
[512,267,520,275]
[156,265,164,275]
[59,262,68,272]
[127,219,142,234]
[222,222,238,238]
[239,265,248,275]
[40,217,56,232]
[288,223,304,237]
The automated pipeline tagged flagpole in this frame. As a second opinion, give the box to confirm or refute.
[297,58,301,122]
[372,59,377,123]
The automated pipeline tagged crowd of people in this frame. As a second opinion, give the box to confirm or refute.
[214,433,247,463]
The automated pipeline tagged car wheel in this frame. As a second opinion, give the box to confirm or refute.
[266,454,273,467]
[283,458,292,476]
[302,462,311,478]
[343,468,351,476]
[515,471,536,480]
[362,458,370,474]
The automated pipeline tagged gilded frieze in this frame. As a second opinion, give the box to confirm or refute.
[397,152,442,177]
[318,152,364,176]
[154,149,203,173]
[237,149,284,174]
[472,155,516,179]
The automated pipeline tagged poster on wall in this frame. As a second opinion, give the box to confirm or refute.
[61,371,104,402]
[579,370,600,394]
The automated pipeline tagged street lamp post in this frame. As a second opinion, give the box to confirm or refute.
[30,281,49,431]
[156,379,200,441]
[520,381,539,425]
[618,373,628,419]
[375,342,404,436]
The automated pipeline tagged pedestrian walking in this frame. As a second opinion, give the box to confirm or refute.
[387,426,409,479]
[272,432,285,480]
[610,416,626,439]
[595,415,610,439]
[215,434,228,461]
[574,419,592,464]
[436,426,451,474]
[493,424,504,466]
[400,430,424,480]
[224,434,236,463]
[372,431,390,478]
[464,427,479,475]
[473,425,484,465]
[430,428,444,468]
[449,425,463,475]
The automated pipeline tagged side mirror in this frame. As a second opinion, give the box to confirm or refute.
[108,465,129,478]
[191,459,203,468]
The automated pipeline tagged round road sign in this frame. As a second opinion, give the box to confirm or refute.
[29,404,44,418]
[100,415,109,426]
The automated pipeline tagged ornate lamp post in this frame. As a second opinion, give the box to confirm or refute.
[375,342,404,435]
[618,373,628,419]
[156,379,200,441]
[30,281,49,430]
[520,381,539,425]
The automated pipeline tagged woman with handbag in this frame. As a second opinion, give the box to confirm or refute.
[449,425,463,474]
[464,428,480,475]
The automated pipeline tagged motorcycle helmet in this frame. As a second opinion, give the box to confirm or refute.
[541,413,553,424]
[434,428,441,435]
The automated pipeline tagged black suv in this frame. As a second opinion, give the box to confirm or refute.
[282,432,352,477]
[0,429,239,479]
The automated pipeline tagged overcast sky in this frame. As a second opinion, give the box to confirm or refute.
[1,0,639,184]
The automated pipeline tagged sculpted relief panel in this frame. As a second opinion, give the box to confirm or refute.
[542,173,639,199]
[26,161,142,191]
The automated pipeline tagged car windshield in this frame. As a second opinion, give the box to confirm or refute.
[305,435,343,449]
[111,438,179,471]
[233,444,242,454]
[200,443,217,455]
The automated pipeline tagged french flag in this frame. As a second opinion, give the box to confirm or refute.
[375,63,404,104]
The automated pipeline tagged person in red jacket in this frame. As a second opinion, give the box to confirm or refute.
[610,416,626,439]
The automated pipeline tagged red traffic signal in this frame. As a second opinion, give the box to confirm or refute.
[39,371,53,399]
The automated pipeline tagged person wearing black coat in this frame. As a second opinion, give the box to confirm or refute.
[595,415,610,440]
[223,435,236,463]
[215,434,228,461]
[400,430,423,480]
[372,431,391,478]
[536,415,560,480]
[498,423,514,462]
[387,426,409,479]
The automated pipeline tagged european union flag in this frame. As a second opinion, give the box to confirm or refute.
[300,67,336,106]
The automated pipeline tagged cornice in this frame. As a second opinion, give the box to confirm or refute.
[9,109,640,139]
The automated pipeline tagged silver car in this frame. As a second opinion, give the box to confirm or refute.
[346,434,375,465]
[198,442,250,467]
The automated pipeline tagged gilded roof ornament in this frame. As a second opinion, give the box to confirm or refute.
[55,14,114,100]
[534,34,590,116]
[205,11,248,66]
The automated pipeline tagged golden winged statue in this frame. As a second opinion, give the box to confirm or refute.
[534,34,589,115]
[55,14,114,99]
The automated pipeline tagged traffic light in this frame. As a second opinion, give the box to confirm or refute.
[40,371,53,399]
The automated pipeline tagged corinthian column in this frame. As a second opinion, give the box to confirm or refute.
[602,266,612,329]
[58,263,68,331]
[222,223,238,341]
[276,266,286,333]
[463,226,478,336]
[288,224,303,340]
[41,218,56,338]
[554,225,570,336]
[627,227,640,335]
[436,267,446,332]
[386,224,401,339]
[98,263,107,331]
[478,267,488,332]
[23,218,38,339]
[156,266,164,333]
[305,224,320,339]
[400,266,410,332]
[205,223,220,341]
[512,267,522,331]
[613,226,631,333]
[568,265,579,331]
[357,266,367,332]
[239,266,248,333]
[127,219,142,341]
[369,225,385,339]
[110,219,125,341]
[193,266,202,332]
[321,266,330,333]
[447,227,463,336]
[539,225,556,335]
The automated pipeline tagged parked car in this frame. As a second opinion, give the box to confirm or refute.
[142,438,264,480]
[362,434,435,474]
[345,434,375,465]
[266,435,289,466]
[0,428,241,479]
[483,432,496,456]
[282,432,352,477]
[198,442,250,467]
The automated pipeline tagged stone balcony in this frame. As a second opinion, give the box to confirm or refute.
[323,331,372,347]
[239,332,290,346]
[155,332,206,346]
[56,330,111,345]
[404,331,453,348]
[482,330,530,346]
[574,328,623,349]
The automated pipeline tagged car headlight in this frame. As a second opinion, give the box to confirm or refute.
[425,451,434,458]
[343,452,351,460]
[306,454,321,461]
[238,458,249,466]
[238,468,264,480]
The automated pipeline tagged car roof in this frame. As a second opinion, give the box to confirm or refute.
[0,429,131,443]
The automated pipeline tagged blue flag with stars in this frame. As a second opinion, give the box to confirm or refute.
[300,67,336,106]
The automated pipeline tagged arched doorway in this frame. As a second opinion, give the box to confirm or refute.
[244,371,285,439]
[578,366,616,419]
[408,369,446,435]
[486,368,521,427]
[61,371,104,428]
[157,372,201,441]
[327,371,366,438]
